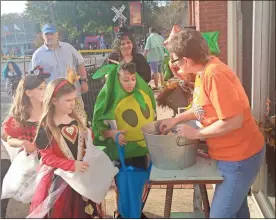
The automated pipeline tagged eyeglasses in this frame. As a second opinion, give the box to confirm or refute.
[171,57,182,66]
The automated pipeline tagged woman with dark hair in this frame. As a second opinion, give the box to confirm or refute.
[2,61,22,95]
[107,27,151,83]
[159,29,265,218]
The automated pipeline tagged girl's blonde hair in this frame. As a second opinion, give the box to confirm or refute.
[9,74,46,127]
[35,78,86,147]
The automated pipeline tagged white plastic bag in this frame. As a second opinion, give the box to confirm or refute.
[54,129,118,204]
[1,150,39,203]
[1,139,21,162]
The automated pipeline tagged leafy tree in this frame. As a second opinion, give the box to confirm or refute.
[24,1,165,43]
[154,1,189,31]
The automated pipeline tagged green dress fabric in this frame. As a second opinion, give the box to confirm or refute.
[92,64,156,160]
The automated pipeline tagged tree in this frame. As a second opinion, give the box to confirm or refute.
[154,1,189,31]
[24,1,164,44]
[25,1,133,42]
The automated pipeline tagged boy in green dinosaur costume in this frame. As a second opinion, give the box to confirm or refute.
[92,62,156,162]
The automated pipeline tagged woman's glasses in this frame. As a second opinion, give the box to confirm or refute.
[171,57,182,66]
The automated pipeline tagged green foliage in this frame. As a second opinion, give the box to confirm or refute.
[1,12,31,25]
[19,1,167,42]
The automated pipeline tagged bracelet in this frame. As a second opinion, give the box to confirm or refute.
[80,78,88,83]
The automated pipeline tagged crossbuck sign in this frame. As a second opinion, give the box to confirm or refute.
[112,5,127,23]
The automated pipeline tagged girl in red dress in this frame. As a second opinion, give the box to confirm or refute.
[2,72,49,153]
[29,78,99,218]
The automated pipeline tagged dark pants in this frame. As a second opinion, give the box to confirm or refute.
[1,159,11,218]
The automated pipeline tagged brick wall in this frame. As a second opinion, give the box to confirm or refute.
[190,1,228,64]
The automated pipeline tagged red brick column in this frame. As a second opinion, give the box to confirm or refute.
[189,1,228,64]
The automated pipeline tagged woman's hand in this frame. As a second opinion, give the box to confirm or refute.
[113,131,127,146]
[176,124,200,140]
[22,140,36,153]
[75,161,90,173]
[159,118,178,134]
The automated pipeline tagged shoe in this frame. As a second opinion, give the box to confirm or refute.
[141,213,148,219]
[113,211,123,219]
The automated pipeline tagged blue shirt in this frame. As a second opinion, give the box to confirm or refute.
[30,41,84,95]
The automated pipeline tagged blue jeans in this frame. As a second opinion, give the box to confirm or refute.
[210,146,265,218]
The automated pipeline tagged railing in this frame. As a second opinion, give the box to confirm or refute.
[82,59,106,124]
[79,49,113,54]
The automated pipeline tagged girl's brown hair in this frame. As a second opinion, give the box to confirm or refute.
[35,78,86,147]
[167,29,210,64]
[9,74,46,127]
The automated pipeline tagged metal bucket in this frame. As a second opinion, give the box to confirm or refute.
[142,120,200,170]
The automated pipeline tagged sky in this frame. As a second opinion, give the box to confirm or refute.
[0,1,167,15]
[1,1,27,15]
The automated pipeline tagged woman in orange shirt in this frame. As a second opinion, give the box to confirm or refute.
[160,29,265,218]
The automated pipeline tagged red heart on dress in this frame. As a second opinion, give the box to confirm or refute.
[61,124,79,144]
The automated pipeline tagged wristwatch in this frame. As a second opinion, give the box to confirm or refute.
[80,78,88,83]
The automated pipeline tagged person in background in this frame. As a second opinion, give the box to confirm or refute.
[143,27,165,90]
[100,35,106,57]
[107,27,151,84]
[2,61,22,94]
[160,29,265,218]
[30,23,89,98]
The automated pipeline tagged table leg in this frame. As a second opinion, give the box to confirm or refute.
[164,185,174,218]
[193,184,203,212]
[199,184,210,218]
[142,184,151,210]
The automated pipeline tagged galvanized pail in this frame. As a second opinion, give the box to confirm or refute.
[142,120,200,170]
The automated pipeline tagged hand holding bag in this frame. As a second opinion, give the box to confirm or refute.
[115,132,152,219]
[1,149,39,203]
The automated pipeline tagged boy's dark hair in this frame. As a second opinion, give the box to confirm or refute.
[118,62,136,74]
[149,27,157,33]
[167,29,210,64]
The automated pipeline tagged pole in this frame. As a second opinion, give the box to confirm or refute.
[48,2,56,25]
[119,17,123,27]
[23,22,27,52]
[14,26,18,49]
[4,33,7,52]
[142,0,146,42]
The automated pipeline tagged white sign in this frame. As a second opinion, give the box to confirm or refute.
[111,5,127,23]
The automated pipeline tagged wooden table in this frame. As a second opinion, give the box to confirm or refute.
[147,156,223,218]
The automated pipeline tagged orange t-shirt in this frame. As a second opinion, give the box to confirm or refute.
[192,57,264,161]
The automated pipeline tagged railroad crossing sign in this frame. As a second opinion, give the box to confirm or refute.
[111,5,127,23]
